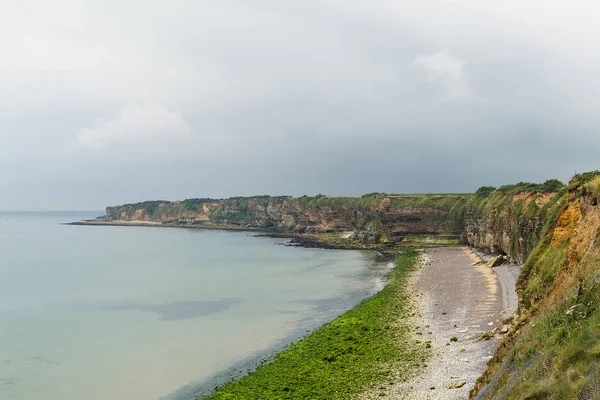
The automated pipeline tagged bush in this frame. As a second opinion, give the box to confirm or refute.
[475,186,496,195]
[541,179,565,193]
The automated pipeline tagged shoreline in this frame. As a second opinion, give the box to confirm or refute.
[202,250,428,399]
[65,219,271,232]
[71,220,518,398]
[165,260,395,400]
[67,219,460,256]
[372,247,519,399]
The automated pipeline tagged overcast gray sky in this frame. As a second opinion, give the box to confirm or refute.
[2,1,600,210]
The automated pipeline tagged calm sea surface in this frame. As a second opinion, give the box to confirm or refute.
[0,212,388,400]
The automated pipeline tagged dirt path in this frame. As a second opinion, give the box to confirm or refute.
[374,247,516,399]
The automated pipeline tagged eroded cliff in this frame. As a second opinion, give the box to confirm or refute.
[105,180,564,257]
[106,194,468,242]
[461,181,564,263]
[102,172,600,398]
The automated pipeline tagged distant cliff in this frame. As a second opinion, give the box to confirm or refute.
[105,180,564,262]
[106,194,468,243]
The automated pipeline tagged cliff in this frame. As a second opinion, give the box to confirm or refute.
[102,173,600,398]
[104,180,563,257]
[106,194,468,243]
[474,171,600,399]
[461,180,564,263]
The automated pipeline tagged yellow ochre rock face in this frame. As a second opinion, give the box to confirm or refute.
[551,202,581,247]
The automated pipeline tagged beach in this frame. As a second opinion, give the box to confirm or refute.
[364,247,519,399]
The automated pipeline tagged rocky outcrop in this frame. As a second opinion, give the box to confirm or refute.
[461,188,564,263]
[486,255,510,268]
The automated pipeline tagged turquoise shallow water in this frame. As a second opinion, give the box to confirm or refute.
[0,212,388,400]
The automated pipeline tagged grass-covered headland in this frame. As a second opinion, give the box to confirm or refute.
[203,249,428,399]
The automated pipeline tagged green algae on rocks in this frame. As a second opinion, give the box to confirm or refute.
[202,250,428,400]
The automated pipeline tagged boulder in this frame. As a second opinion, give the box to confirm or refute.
[487,255,509,268]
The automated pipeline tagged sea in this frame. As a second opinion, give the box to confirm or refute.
[0,212,389,400]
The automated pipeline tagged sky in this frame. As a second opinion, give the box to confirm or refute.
[2,1,600,210]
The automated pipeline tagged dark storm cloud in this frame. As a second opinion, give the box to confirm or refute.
[1,0,600,210]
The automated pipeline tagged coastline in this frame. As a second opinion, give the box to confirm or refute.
[68,219,459,257]
[65,219,270,232]
[163,265,393,400]
[71,219,518,398]
[202,250,428,399]
[369,247,519,399]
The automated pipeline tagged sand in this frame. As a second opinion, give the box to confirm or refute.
[374,247,519,399]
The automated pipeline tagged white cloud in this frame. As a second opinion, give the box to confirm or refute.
[77,105,193,150]
[413,50,472,100]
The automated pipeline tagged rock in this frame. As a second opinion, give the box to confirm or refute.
[500,325,510,334]
[487,255,509,267]
[448,381,466,389]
